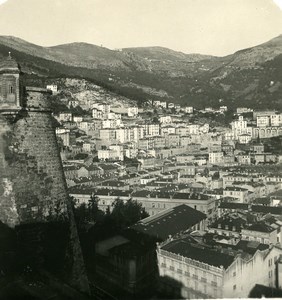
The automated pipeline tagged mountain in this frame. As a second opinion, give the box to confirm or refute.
[0,34,281,109]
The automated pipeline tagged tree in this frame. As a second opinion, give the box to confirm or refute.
[88,193,104,223]
[110,197,126,227]
[110,197,149,228]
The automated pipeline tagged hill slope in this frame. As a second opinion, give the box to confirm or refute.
[0,34,281,109]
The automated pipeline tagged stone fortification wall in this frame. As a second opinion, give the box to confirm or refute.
[0,88,67,225]
[0,87,90,294]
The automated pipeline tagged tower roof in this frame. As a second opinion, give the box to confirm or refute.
[0,53,21,73]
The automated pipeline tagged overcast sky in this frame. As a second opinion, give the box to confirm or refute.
[0,0,281,56]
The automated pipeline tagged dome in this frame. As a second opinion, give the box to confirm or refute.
[0,53,21,73]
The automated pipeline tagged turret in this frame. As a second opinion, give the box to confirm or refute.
[0,52,24,111]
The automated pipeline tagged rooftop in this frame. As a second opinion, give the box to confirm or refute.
[161,237,234,269]
[132,204,206,240]
[0,54,20,73]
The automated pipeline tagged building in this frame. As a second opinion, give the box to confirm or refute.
[58,112,72,122]
[209,152,224,165]
[184,106,194,114]
[94,229,157,297]
[159,115,172,124]
[56,127,70,147]
[157,235,282,298]
[223,187,250,203]
[238,133,252,144]
[46,84,58,94]
[92,102,111,114]
[257,116,270,127]
[237,107,253,114]
[98,144,124,161]
[144,123,160,136]
[132,204,206,240]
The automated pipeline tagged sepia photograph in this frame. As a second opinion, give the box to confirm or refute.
[0,0,282,299]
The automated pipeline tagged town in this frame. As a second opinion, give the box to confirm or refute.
[1,0,282,298]
[50,82,282,298]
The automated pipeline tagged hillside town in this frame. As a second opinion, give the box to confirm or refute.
[51,82,282,298]
[1,1,282,299]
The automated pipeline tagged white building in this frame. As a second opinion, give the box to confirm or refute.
[46,84,58,94]
[92,103,111,114]
[184,106,194,114]
[144,123,160,136]
[98,144,124,161]
[257,116,270,127]
[157,237,282,299]
[92,108,103,119]
[58,112,72,122]
[102,119,122,129]
[220,106,228,112]
[209,152,224,164]
[231,116,252,140]
[56,128,70,147]
[159,116,172,124]
[270,114,282,127]
[238,133,252,144]
[73,116,83,123]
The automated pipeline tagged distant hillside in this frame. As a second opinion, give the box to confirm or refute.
[0,34,281,109]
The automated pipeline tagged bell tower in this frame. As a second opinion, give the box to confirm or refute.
[0,52,23,111]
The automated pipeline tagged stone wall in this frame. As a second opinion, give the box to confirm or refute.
[0,87,90,294]
[0,88,67,225]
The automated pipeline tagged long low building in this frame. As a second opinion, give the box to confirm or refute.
[68,187,218,220]
[131,204,207,240]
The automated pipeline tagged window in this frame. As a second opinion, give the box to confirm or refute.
[9,86,13,94]
[233,271,236,277]
[269,258,272,267]
[233,285,236,290]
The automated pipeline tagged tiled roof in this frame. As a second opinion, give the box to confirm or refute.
[161,237,234,269]
[219,202,248,210]
[252,205,282,215]
[132,204,206,240]
[244,222,275,233]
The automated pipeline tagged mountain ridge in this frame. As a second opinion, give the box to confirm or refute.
[0,34,282,109]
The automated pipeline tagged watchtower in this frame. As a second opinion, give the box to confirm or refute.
[0,52,24,111]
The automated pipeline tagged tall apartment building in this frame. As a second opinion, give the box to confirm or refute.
[157,236,282,299]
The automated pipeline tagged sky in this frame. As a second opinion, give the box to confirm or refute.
[0,0,281,56]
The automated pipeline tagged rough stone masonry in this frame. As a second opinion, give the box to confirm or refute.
[0,55,90,294]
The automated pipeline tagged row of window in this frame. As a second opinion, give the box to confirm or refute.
[163,263,219,284]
